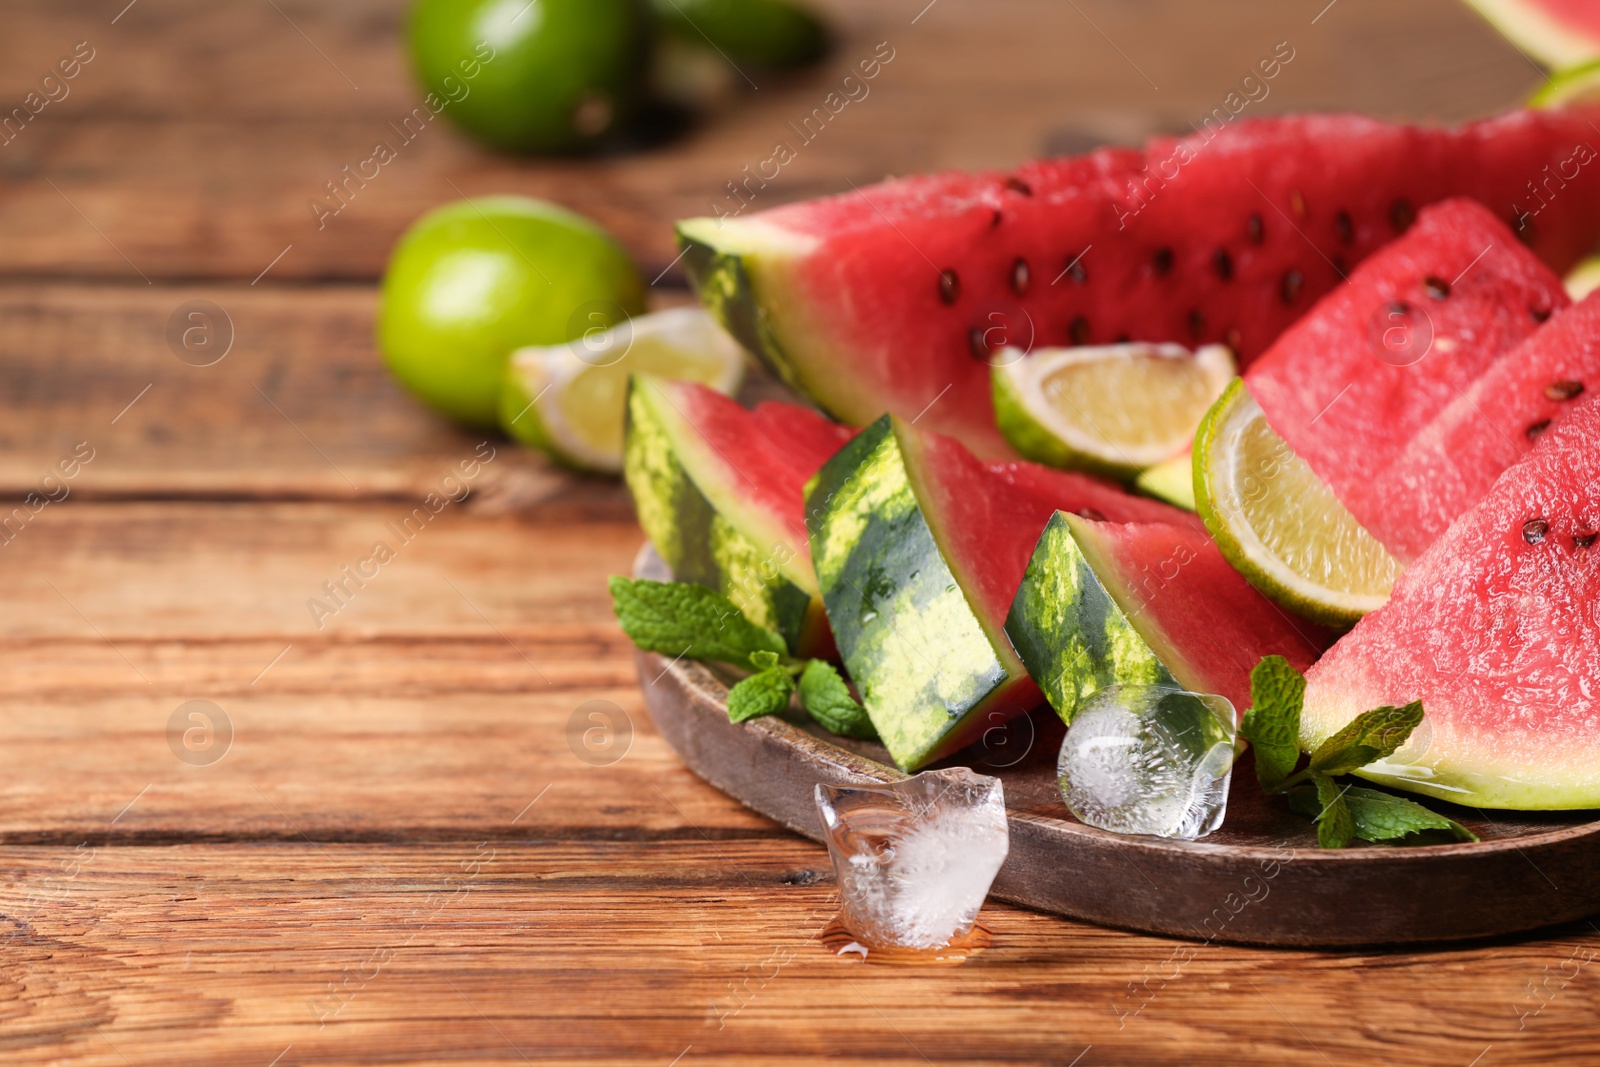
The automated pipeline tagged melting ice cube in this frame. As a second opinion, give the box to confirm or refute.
[814,768,1009,950]
[1058,685,1236,840]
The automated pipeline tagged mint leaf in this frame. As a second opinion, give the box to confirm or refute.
[1239,655,1305,791]
[1312,774,1355,849]
[1345,786,1478,845]
[727,667,795,723]
[797,660,877,739]
[1308,701,1424,776]
[749,650,783,671]
[609,576,787,668]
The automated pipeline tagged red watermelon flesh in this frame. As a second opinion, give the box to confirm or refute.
[903,422,1205,634]
[1246,199,1569,557]
[1358,289,1600,563]
[680,108,1600,457]
[1302,392,1600,809]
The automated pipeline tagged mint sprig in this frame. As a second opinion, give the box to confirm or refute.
[609,576,877,741]
[1238,656,1477,849]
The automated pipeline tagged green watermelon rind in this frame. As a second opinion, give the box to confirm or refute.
[1463,0,1600,70]
[805,415,1020,771]
[1005,512,1179,723]
[623,376,827,656]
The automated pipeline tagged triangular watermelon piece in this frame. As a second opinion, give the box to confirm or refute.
[807,415,1195,770]
[1303,392,1600,809]
[1246,198,1570,563]
[1359,288,1600,562]
[623,376,854,658]
[1006,514,1327,723]
[1465,0,1600,67]
[681,109,1600,456]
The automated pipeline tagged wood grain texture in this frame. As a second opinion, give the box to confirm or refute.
[2,0,1596,1060]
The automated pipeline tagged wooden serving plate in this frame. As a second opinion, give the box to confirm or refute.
[634,546,1600,947]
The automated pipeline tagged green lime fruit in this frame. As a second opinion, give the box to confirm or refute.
[408,0,652,154]
[378,196,647,427]
[653,0,828,68]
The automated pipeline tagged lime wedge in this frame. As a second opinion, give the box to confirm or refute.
[1567,256,1600,300]
[501,307,745,473]
[1530,59,1600,107]
[992,342,1235,480]
[1135,452,1196,510]
[1194,380,1399,626]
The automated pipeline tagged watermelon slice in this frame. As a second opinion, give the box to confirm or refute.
[1246,198,1570,563]
[680,109,1600,456]
[806,414,1196,771]
[1303,392,1600,809]
[1359,288,1600,563]
[1006,514,1327,724]
[1464,0,1600,68]
[623,375,853,658]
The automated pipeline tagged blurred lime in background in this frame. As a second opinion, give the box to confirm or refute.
[652,0,829,69]
[377,195,647,427]
[409,0,653,153]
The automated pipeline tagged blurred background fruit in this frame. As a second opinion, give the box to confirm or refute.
[652,0,829,70]
[377,195,647,427]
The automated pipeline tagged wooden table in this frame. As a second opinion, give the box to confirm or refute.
[2,1,1595,1063]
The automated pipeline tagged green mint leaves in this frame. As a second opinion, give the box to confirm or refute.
[1239,656,1476,849]
[609,576,876,741]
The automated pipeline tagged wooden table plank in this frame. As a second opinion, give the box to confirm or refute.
[3,842,1598,1066]
[0,0,1539,282]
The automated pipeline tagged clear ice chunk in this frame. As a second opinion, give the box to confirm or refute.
[1057,685,1237,840]
[815,767,1009,950]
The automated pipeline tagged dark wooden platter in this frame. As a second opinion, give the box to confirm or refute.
[634,545,1600,947]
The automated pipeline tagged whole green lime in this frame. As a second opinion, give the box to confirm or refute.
[653,0,828,68]
[408,0,652,154]
[378,196,647,427]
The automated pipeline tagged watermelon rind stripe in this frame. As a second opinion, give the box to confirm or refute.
[1462,0,1600,69]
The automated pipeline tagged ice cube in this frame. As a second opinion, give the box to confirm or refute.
[1057,685,1236,840]
[814,768,1009,950]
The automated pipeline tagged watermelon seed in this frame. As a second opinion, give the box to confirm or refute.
[1526,419,1551,441]
[1424,276,1450,300]
[1247,213,1265,244]
[1531,306,1553,323]
[1523,519,1549,544]
[1153,247,1174,276]
[939,270,960,305]
[1064,257,1088,285]
[1280,269,1304,304]
[990,209,1003,229]
[1011,258,1031,297]
[1576,533,1597,549]
[968,326,988,359]
[1069,316,1091,346]
[1004,176,1033,196]
[1390,198,1416,233]
[1213,250,1234,281]
[1187,309,1206,340]
[1546,380,1584,401]
[1290,191,1307,219]
[1335,210,1354,245]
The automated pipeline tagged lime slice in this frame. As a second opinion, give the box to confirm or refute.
[1194,380,1399,626]
[1567,256,1600,300]
[500,307,745,473]
[1135,452,1196,510]
[992,342,1235,480]
[1530,59,1600,107]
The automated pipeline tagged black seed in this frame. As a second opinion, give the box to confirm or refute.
[1546,380,1584,401]
[1077,508,1108,522]
[1280,268,1304,304]
[938,270,960,305]
[1069,315,1091,346]
[1213,249,1234,281]
[1523,519,1549,544]
[1153,247,1174,276]
[1527,419,1551,441]
[1247,213,1265,244]
[1576,532,1597,549]
[1291,190,1307,219]
[1004,176,1033,196]
[1010,257,1031,297]
[1114,333,1131,344]
[1225,327,1243,352]
[1066,257,1088,285]
[990,208,1003,229]
[1531,306,1553,323]
[968,326,989,359]
[1390,198,1416,233]
[1335,210,1354,245]
[1424,276,1450,300]
[1188,309,1206,340]
[1514,213,1536,244]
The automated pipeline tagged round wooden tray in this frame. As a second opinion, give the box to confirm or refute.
[633,546,1600,946]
